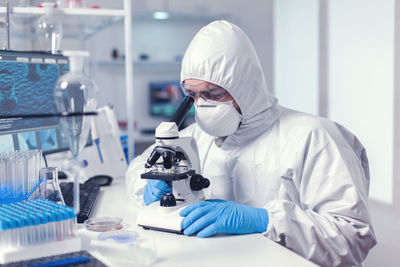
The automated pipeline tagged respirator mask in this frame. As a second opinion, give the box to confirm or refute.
[195,97,242,137]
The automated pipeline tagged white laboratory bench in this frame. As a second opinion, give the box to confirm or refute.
[78,177,317,267]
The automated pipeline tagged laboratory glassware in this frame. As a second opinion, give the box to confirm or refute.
[84,217,123,232]
[0,16,7,50]
[40,167,65,205]
[36,2,63,54]
[53,50,98,214]
[57,0,87,8]
[0,150,42,204]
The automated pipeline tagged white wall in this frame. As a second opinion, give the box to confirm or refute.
[328,0,394,204]
[274,0,319,115]
[274,1,398,264]
[274,0,395,204]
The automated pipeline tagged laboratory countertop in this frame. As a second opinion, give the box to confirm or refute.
[78,177,317,267]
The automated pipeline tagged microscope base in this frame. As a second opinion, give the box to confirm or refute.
[137,201,193,234]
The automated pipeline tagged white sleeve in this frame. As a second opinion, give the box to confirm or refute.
[125,144,155,208]
[263,127,377,266]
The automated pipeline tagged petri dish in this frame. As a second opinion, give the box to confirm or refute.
[84,217,123,232]
[98,230,140,244]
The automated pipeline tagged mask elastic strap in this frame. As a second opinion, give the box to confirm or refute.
[196,98,234,107]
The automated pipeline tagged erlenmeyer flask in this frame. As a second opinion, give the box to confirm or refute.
[40,167,65,205]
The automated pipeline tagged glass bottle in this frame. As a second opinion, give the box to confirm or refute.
[54,50,98,214]
[36,2,63,54]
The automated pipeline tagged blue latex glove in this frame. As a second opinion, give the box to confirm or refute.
[143,180,172,206]
[180,199,269,238]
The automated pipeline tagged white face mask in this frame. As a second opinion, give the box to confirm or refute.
[195,97,242,137]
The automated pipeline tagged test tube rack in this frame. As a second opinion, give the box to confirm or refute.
[0,199,81,264]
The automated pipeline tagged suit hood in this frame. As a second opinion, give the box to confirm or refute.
[181,20,280,147]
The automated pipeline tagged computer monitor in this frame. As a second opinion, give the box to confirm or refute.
[149,81,195,118]
[0,51,91,154]
[0,51,69,133]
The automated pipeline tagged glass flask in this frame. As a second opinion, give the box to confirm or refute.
[54,50,98,214]
[0,16,7,50]
[40,167,65,205]
[36,2,63,54]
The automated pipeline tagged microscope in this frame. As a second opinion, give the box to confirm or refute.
[136,96,210,233]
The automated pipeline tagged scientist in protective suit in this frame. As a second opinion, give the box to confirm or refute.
[126,20,376,266]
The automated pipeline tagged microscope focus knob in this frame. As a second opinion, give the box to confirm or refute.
[190,174,210,191]
[160,193,177,207]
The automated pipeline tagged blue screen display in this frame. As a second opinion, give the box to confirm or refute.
[0,59,68,133]
[0,51,74,154]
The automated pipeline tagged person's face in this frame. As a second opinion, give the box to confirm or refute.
[183,79,241,113]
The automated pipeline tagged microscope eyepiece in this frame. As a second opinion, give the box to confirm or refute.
[169,96,194,128]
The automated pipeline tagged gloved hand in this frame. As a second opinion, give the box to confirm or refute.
[179,199,268,238]
[143,180,172,206]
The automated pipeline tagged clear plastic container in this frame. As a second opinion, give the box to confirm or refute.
[91,230,157,266]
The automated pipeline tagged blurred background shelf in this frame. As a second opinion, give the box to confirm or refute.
[0,6,126,16]
[0,7,127,39]
[0,7,229,40]
[131,11,229,23]
[94,60,182,70]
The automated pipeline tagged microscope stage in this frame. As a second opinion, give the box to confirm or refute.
[137,202,191,234]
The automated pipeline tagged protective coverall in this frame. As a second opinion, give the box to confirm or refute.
[126,20,376,266]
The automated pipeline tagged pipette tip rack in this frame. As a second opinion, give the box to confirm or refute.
[0,199,81,264]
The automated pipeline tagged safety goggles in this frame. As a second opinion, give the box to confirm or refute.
[181,82,229,101]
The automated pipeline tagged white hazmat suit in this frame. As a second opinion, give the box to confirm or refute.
[126,20,376,266]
